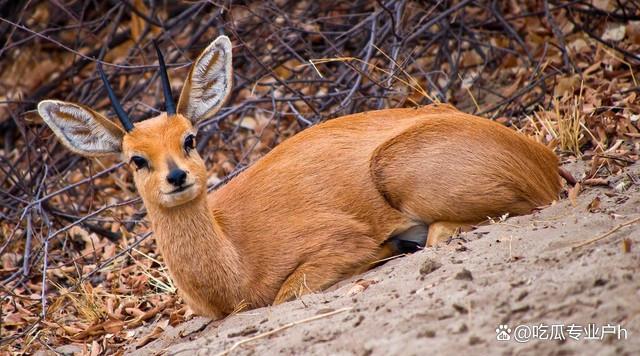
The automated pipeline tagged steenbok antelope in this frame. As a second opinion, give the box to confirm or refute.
[38,35,562,318]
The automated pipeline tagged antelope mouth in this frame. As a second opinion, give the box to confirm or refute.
[164,183,195,195]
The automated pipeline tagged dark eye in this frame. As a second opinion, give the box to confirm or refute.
[130,156,148,170]
[184,134,196,153]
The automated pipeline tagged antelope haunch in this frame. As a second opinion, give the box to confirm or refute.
[38,36,562,318]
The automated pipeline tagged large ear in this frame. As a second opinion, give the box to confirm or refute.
[38,100,125,157]
[177,35,233,125]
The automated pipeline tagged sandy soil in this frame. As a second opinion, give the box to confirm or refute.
[126,162,640,355]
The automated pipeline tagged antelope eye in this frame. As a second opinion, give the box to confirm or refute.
[130,156,148,170]
[184,134,196,152]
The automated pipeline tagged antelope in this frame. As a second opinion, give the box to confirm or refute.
[38,35,562,319]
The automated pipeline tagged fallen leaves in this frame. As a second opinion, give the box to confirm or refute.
[2,1,640,354]
[135,319,169,348]
[602,23,626,42]
[587,196,602,213]
[568,182,582,207]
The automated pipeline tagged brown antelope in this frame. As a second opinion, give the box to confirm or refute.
[38,35,562,318]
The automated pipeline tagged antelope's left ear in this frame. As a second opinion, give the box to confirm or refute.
[177,35,233,125]
[38,100,125,157]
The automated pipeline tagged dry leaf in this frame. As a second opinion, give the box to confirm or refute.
[462,51,483,66]
[593,0,613,11]
[587,196,602,213]
[554,75,578,97]
[90,340,102,356]
[626,21,640,44]
[102,318,125,334]
[136,319,169,348]
[568,38,589,54]
[568,182,581,207]
[602,23,626,42]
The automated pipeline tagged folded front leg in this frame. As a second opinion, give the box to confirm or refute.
[273,262,334,304]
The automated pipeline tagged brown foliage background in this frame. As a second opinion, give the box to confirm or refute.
[1,0,639,353]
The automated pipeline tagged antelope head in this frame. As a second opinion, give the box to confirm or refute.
[38,36,233,209]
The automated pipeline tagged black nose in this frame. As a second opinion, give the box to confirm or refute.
[166,168,187,186]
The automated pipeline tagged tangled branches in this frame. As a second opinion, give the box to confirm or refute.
[1,0,639,353]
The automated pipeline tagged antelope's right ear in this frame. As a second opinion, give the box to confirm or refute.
[38,100,125,157]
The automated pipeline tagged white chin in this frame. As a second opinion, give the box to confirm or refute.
[160,186,199,208]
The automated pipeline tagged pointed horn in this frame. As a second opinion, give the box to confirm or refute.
[97,64,134,132]
[153,40,176,115]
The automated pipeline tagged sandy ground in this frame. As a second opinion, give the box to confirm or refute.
[124,162,640,355]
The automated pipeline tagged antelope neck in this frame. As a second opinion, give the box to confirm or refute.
[146,192,244,299]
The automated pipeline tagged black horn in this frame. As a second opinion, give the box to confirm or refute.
[98,64,134,132]
[153,40,176,115]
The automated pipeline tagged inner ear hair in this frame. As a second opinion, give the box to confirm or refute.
[177,35,233,125]
[38,100,125,157]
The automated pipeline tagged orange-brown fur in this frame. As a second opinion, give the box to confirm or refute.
[39,36,562,319]
[113,104,561,318]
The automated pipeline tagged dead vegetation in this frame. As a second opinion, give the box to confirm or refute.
[0,0,639,353]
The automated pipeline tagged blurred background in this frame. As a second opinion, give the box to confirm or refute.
[1,0,639,353]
